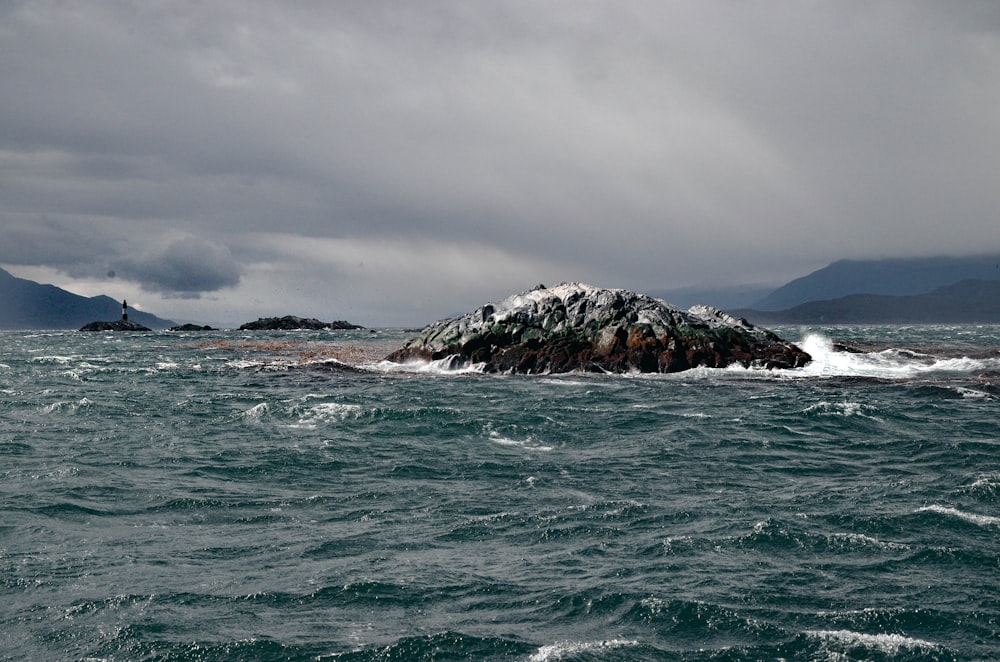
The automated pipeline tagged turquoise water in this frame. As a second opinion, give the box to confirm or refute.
[1,326,998,661]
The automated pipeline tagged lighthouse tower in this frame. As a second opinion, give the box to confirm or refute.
[122,299,128,322]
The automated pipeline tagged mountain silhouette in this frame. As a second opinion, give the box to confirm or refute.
[0,268,175,329]
[753,255,1000,311]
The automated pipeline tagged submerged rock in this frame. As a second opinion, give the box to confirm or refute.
[239,316,363,331]
[385,283,811,374]
[79,320,152,332]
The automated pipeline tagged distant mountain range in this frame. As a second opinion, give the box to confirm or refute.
[0,268,175,330]
[735,279,1000,325]
[651,254,1000,324]
[751,255,1000,311]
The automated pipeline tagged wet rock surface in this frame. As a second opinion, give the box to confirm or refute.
[386,283,811,373]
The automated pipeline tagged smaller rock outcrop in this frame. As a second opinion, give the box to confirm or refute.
[79,320,152,332]
[169,324,217,331]
[239,316,363,331]
[385,283,810,374]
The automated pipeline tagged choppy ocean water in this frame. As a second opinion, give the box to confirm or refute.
[1,325,998,661]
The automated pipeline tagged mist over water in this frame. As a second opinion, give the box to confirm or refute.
[1,326,998,660]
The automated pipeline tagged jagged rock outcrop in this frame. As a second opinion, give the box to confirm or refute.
[385,283,811,374]
[239,316,363,331]
[79,320,153,332]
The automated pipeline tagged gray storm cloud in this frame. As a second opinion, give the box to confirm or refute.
[0,1,998,325]
[117,237,242,298]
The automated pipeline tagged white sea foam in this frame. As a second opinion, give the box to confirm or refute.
[41,398,92,414]
[529,638,639,662]
[31,355,78,364]
[487,429,553,452]
[239,402,270,421]
[917,504,1000,527]
[802,401,880,419]
[969,472,1000,494]
[795,333,1000,379]
[952,386,992,399]
[783,333,1000,379]
[806,629,939,654]
[827,532,909,551]
[290,402,365,429]
[368,356,485,375]
[539,377,595,387]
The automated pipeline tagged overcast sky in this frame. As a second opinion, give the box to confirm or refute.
[2,1,999,326]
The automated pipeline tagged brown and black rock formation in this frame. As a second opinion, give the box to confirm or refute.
[385,283,810,374]
[239,316,363,331]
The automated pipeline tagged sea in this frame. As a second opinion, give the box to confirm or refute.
[1,324,998,661]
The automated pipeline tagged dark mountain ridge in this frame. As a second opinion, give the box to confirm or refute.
[0,268,175,329]
[737,279,1000,325]
[753,255,1000,311]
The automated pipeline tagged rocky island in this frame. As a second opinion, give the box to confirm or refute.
[79,300,152,332]
[239,316,363,331]
[169,324,217,331]
[79,319,152,332]
[385,283,811,374]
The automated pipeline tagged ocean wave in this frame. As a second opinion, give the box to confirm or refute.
[40,397,93,414]
[805,628,940,654]
[802,400,881,419]
[238,401,271,421]
[486,429,553,452]
[916,504,1000,527]
[824,531,910,552]
[30,354,79,364]
[796,333,1000,380]
[966,472,1000,498]
[367,355,486,375]
[731,518,912,555]
[290,402,366,429]
[528,638,640,661]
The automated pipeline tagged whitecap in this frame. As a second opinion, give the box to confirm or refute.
[367,356,486,375]
[487,429,553,452]
[239,402,271,421]
[826,532,909,551]
[917,504,1000,527]
[795,332,1000,379]
[541,378,585,386]
[31,355,77,364]
[952,386,993,399]
[806,629,939,653]
[528,638,640,662]
[289,402,365,429]
[802,401,880,419]
[968,472,1000,494]
[40,398,92,414]
[658,536,694,554]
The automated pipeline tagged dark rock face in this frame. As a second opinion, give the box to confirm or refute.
[169,324,217,331]
[239,316,363,331]
[385,283,811,374]
[79,320,153,332]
